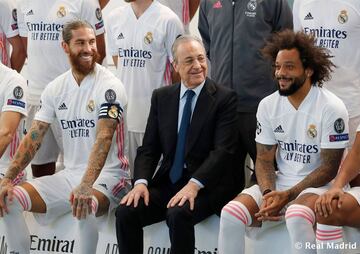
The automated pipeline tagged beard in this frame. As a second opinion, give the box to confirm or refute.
[276,72,307,96]
[69,50,98,76]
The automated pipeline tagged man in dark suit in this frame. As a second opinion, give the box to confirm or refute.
[115,34,242,254]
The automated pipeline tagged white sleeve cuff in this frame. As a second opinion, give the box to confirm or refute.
[190,178,204,189]
[134,179,148,186]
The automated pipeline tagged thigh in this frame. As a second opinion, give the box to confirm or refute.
[93,171,132,216]
[25,170,76,224]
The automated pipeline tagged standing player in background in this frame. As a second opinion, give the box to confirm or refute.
[16,0,106,178]
[293,3,360,248]
[0,62,27,184]
[105,0,184,176]
[158,0,200,33]
[293,0,360,148]
[199,0,293,187]
[0,0,26,72]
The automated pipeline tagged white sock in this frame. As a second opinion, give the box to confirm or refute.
[218,201,252,254]
[285,204,316,254]
[316,224,343,254]
[343,226,360,252]
[75,197,99,254]
[2,186,31,254]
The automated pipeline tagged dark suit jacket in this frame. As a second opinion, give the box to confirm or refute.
[134,78,243,212]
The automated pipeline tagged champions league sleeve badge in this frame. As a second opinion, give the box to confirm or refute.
[108,105,119,119]
[57,6,66,18]
[334,118,345,133]
[105,89,116,103]
[338,10,348,24]
[144,32,153,45]
[87,100,95,113]
[12,9,17,21]
[13,86,24,99]
[96,8,102,21]
[307,124,317,139]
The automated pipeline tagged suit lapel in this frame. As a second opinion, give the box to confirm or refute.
[185,79,216,155]
[163,84,180,151]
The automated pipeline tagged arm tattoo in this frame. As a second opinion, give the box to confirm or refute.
[81,118,118,186]
[255,143,277,193]
[288,148,344,201]
[4,120,49,180]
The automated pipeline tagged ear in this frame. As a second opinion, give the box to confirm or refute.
[62,41,70,54]
[305,68,314,77]
[172,61,179,73]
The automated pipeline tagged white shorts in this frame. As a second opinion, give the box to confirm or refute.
[349,115,360,148]
[28,169,131,225]
[127,131,144,178]
[346,187,360,205]
[26,104,63,165]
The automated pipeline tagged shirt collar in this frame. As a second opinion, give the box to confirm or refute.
[179,81,205,99]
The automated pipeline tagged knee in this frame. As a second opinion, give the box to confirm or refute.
[285,204,315,226]
[115,204,135,222]
[166,205,191,226]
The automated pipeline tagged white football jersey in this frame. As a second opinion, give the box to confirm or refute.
[0,63,27,174]
[17,0,105,105]
[158,0,190,32]
[293,0,360,118]
[105,1,183,133]
[35,64,129,176]
[256,86,349,187]
[0,0,19,66]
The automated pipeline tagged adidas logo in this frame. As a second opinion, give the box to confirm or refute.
[304,12,313,20]
[274,125,284,133]
[58,102,68,110]
[99,183,108,190]
[117,33,124,40]
[26,9,34,16]
[213,0,222,9]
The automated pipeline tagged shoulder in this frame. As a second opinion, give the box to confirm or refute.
[317,87,347,112]
[107,6,126,20]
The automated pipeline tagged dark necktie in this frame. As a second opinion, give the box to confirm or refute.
[169,89,195,183]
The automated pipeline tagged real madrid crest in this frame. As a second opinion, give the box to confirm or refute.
[57,6,66,18]
[247,0,257,12]
[307,124,317,139]
[87,100,95,113]
[144,32,153,45]
[108,105,119,119]
[338,10,348,24]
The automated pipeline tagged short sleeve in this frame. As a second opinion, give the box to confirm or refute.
[320,100,349,149]
[164,14,184,62]
[2,73,27,116]
[0,0,19,38]
[97,78,127,122]
[80,0,104,35]
[255,99,277,145]
[16,0,27,37]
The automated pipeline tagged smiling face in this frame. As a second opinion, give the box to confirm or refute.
[172,40,208,89]
[274,48,312,96]
[63,27,98,75]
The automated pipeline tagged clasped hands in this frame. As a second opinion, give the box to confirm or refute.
[255,190,290,222]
